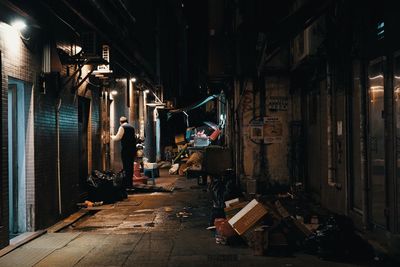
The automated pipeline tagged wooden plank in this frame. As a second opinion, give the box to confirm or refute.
[47,210,89,233]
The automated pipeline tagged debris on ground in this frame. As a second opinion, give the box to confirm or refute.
[169,163,179,174]
[207,185,374,262]
[131,183,175,193]
[176,211,192,218]
[176,207,193,220]
[77,200,103,208]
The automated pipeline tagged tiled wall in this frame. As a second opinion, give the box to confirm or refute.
[0,22,103,247]
[0,22,39,247]
[91,90,102,171]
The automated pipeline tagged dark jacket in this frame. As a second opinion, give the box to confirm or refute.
[121,124,136,157]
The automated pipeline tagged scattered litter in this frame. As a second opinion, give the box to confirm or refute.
[176,211,192,218]
[77,200,103,208]
[164,207,173,212]
[169,163,179,174]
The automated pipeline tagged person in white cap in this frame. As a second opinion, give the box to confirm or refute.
[111,116,136,190]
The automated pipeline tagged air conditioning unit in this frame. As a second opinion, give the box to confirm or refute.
[291,16,326,66]
[291,28,310,65]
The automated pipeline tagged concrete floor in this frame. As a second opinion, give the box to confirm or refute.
[0,170,393,267]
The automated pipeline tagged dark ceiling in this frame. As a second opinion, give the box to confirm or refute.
[0,0,336,105]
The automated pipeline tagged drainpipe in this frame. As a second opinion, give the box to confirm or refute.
[56,98,62,215]
[326,62,339,188]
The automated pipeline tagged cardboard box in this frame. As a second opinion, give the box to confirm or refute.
[224,201,249,219]
[275,200,290,218]
[225,198,240,207]
[228,199,268,235]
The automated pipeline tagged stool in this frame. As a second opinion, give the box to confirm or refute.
[144,168,159,178]
[144,168,158,185]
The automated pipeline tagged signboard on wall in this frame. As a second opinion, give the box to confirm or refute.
[249,116,283,144]
[263,117,283,144]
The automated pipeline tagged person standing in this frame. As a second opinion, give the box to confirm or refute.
[111,116,136,189]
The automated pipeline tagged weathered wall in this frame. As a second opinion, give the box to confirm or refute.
[239,75,292,191]
[265,76,291,184]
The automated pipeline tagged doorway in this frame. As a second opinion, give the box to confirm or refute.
[368,58,387,228]
[7,78,30,238]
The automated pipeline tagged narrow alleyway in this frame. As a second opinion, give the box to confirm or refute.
[0,170,391,267]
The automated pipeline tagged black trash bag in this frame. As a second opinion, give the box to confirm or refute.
[86,170,126,204]
[303,215,374,261]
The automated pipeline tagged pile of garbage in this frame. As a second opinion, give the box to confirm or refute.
[210,189,374,262]
[86,170,126,203]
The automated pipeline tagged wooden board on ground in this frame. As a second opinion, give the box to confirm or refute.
[47,210,89,233]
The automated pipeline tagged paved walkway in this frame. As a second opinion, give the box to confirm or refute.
[0,171,393,267]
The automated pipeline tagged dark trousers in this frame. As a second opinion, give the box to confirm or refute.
[121,150,135,188]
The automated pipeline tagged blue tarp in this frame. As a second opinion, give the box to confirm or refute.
[167,94,219,119]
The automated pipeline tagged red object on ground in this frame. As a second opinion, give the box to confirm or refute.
[214,218,236,237]
[209,129,221,141]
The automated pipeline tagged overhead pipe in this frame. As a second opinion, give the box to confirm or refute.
[116,0,136,24]
[39,0,80,37]
[87,0,113,25]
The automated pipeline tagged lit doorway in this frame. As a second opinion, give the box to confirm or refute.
[368,58,387,228]
[7,78,31,239]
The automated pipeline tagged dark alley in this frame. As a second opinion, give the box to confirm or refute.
[1,0,400,266]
